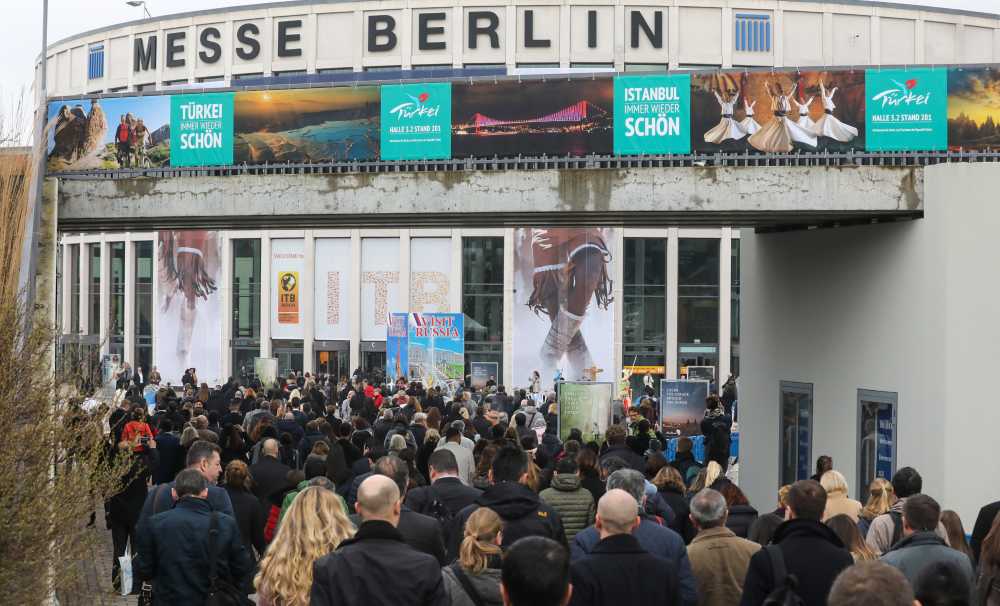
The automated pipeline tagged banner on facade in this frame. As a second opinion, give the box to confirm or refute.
[947,68,1000,150]
[254,357,279,389]
[557,381,614,443]
[170,92,234,166]
[155,230,223,385]
[234,87,379,163]
[410,238,453,313]
[47,95,171,172]
[865,68,947,151]
[512,228,616,391]
[380,82,451,160]
[660,379,709,437]
[271,239,305,337]
[407,312,464,387]
[361,238,401,341]
[386,312,409,383]
[314,238,351,341]
[614,74,691,155]
[470,361,498,390]
[452,79,613,158]
[691,70,866,154]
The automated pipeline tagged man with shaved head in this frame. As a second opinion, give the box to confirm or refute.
[249,437,292,506]
[567,489,682,605]
[311,475,447,605]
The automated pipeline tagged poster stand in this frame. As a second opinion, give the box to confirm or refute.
[556,381,614,444]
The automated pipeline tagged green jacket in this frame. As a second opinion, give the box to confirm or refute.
[278,480,348,527]
[539,473,596,541]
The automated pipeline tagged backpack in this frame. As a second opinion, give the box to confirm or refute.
[888,510,904,548]
[762,545,805,606]
[420,486,461,550]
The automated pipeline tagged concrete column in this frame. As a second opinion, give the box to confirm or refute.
[451,230,462,314]
[303,231,315,374]
[220,232,232,379]
[503,228,514,388]
[613,228,625,388]
[35,179,59,373]
[665,228,679,379]
[61,242,72,334]
[124,239,135,366]
[349,230,361,373]
[400,229,411,312]
[260,233,272,358]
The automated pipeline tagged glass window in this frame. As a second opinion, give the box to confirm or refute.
[857,390,897,501]
[88,244,101,336]
[70,244,80,334]
[273,340,304,377]
[135,241,153,373]
[109,242,125,356]
[623,238,666,396]
[232,239,262,379]
[462,237,504,381]
[55,244,63,333]
[780,381,813,486]
[731,238,741,377]
[678,238,719,375]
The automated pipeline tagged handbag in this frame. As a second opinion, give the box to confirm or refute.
[205,512,245,606]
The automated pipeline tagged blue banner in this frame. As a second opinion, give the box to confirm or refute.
[876,405,895,481]
[659,379,709,437]
[408,313,464,387]
[386,312,408,382]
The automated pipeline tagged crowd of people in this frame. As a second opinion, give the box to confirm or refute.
[92,367,1000,605]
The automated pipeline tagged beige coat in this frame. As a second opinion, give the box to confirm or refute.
[823,492,863,522]
[687,526,761,606]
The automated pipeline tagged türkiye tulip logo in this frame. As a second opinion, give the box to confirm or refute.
[389,91,440,120]
[872,77,931,108]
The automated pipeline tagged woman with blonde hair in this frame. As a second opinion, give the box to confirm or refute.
[858,477,895,538]
[255,486,355,606]
[442,507,504,606]
[821,470,863,522]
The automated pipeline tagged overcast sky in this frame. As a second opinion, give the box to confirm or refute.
[1,0,998,126]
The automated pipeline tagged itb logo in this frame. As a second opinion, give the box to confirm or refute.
[871,78,932,108]
[389,92,441,120]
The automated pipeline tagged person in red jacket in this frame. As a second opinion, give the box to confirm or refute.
[114,114,132,167]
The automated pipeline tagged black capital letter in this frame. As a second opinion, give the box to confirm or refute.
[418,13,447,51]
[277,20,303,57]
[236,23,261,60]
[630,10,663,49]
[133,35,157,72]
[523,10,551,48]
[165,31,186,68]
[199,27,222,63]
[368,15,398,52]
[588,10,598,48]
[468,11,500,49]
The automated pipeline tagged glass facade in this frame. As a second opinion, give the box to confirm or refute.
[109,242,126,356]
[462,237,504,381]
[231,239,261,381]
[678,238,720,376]
[135,241,153,372]
[70,244,80,333]
[88,244,101,336]
[731,238,740,377]
[780,381,814,486]
[623,238,666,395]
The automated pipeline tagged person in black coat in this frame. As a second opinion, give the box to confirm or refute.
[405,449,483,549]
[135,469,253,605]
[971,499,1000,563]
[223,461,266,562]
[151,419,184,485]
[670,438,702,487]
[451,445,567,560]
[350,454,447,564]
[599,425,646,473]
[700,396,733,472]
[249,439,293,504]
[739,480,853,606]
[311,475,447,605]
[106,446,154,593]
[569,489,681,606]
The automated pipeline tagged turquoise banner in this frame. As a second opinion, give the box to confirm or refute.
[865,68,947,151]
[170,92,234,166]
[614,74,691,155]
[380,82,452,160]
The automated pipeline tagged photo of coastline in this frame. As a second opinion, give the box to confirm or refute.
[451,80,613,158]
[233,88,379,163]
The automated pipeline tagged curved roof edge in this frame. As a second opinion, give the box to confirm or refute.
[44,0,1000,54]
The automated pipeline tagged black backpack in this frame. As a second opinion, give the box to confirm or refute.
[421,486,461,551]
[888,510,904,548]
[762,545,805,606]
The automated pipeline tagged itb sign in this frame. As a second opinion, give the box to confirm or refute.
[865,68,947,151]
[380,82,452,160]
[614,74,691,155]
[170,92,234,166]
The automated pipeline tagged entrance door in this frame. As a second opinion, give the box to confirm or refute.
[273,340,304,377]
[857,389,898,501]
[314,341,349,380]
[779,381,813,486]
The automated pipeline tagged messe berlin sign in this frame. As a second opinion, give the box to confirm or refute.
[614,74,691,155]
[865,68,947,151]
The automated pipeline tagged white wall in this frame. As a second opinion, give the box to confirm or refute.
[740,163,1000,528]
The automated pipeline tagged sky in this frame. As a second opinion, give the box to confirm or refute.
[1,0,998,136]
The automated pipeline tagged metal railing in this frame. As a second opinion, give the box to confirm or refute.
[51,149,1000,180]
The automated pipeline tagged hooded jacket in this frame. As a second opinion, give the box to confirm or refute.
[442,563,503,606]
[738,518,854,606]
[451,481,567,560]
[865,498,950,555]
[540,473,596,541]
[880,531,976,593]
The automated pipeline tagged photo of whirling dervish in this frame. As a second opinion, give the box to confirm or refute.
[739,98,761,135]
[795,96,816,132]
[812,82,858,143]
[748,81,818,153]
[703,90,747,144]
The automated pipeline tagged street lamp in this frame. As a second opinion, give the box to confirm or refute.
[126,1,153,19]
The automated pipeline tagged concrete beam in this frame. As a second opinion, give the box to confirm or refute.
[57,165,923,229]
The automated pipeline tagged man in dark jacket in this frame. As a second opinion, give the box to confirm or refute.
[405,449,482,516]
[249,438,292,504]
[569,489,681,606]
[599,424,646,472]
[311,475,447,605]
[452,444,567,559]
[971,498,1000,563]
[139,440,234,523]
[135,469,252,604]
[739,480,853,606]
[700,395,732,472]
[669,437,702,486]
[150,419,183,485]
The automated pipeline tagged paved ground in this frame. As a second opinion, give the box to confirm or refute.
[58,518,136,606]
